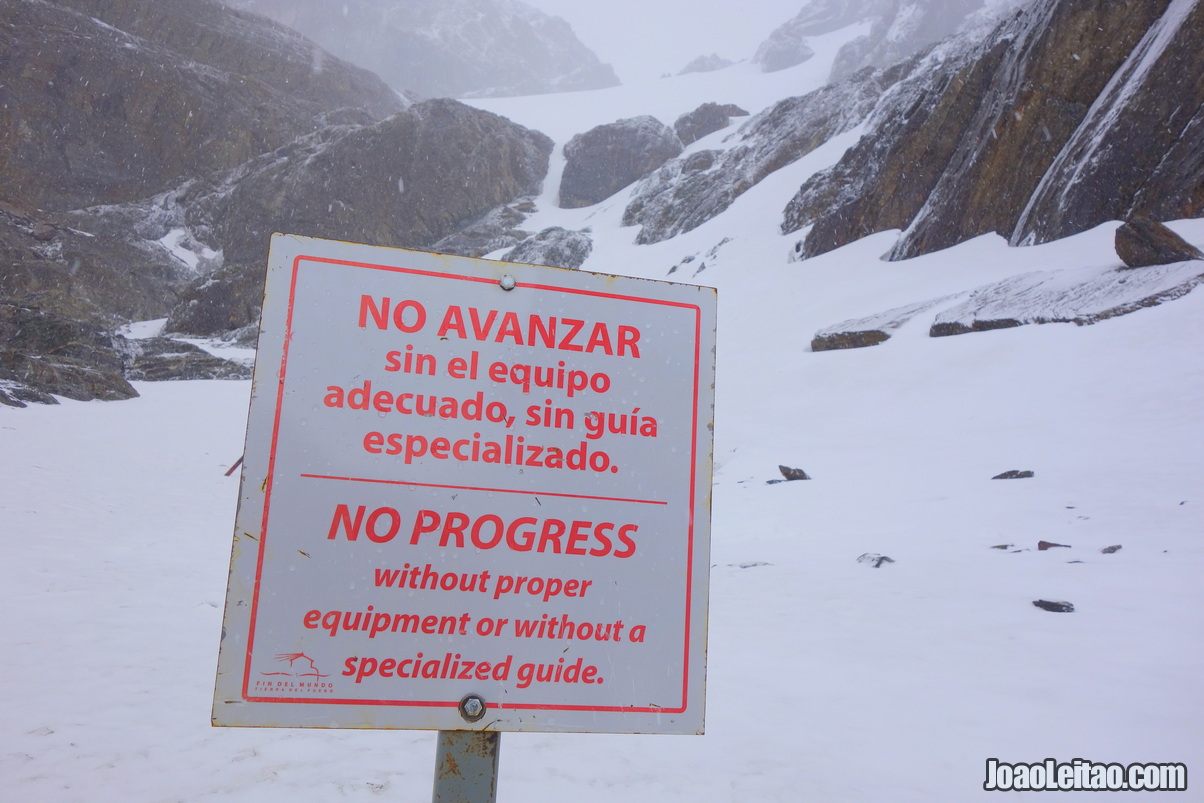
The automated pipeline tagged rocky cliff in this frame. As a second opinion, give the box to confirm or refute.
[0,0,404,212]
[782,0,1202,262]
[0,0,551,406]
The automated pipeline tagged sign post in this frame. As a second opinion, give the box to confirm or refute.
[213,234,716,790]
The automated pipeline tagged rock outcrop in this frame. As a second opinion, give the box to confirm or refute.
[431,202,537,259]
[503,227,593,270]
[673,103,750,146]
[1009,0,1204,246]
[0,0,553,403]
[624,63,904,244]
[558,117,683,209]
[0,0,403,212]
[179,99,552,268]
[0,303,137,406]
[783,0,1194,263]
[226,0,620,99]
[159,99,552,338]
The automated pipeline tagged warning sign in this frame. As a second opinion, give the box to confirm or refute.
[213,234,716,734]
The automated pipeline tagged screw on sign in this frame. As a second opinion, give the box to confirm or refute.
[211,235,716,800]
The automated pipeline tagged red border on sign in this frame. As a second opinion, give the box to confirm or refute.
[241,254,705,716]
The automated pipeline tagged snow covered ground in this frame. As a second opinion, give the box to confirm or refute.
[3,28,1202,803]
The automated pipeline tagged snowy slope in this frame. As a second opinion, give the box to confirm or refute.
[3,29,1202,803]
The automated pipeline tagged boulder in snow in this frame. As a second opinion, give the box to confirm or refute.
[559,117,683,209]
[503,227,593,270]
[1114,218,1204,269]
[1037,541,1070,551]
[1033,599,1075,613]
[992,470,1034,480]
[673,102,750,146]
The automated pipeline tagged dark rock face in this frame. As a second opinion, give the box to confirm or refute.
[0,303,136,403]
[123,338,252,382]
[812,330,892,352]
[0,1,554,403]
[161,99,552,337]
[778,465,811,481]
[785,0,1181,262]
[0,0,403,212]
[857,553,895,568]
[1114,218,1204,269]
[559,117,683,209]
[503,228,593,271]
[163,262,267,342]
[227,0,620,99]
[1011,0,1204,245]
[432,203,535,259]
[624,64,902,244]
[182,100,553,267]
[674,103,750,146]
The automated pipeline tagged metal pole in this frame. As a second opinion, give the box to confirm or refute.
[432,730,501,803]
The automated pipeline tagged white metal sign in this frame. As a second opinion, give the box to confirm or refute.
[213,234,716,734]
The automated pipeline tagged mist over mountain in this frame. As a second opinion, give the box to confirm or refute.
[223,0,620,99]
[3,2,1203,798]
[1,0,1200,411]
[754,0,1016,79]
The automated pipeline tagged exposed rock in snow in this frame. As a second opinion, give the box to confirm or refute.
[929,260,1204,336]
[184,99,552,265]
[0,303,137,404]
[784,0,1182,262]
[625,63,902,244]
[121,337,252,381]
[1114,218,1204,268]
[432,202,536,258]
[778,465,812,481]
[677,54,736,75]
[0,0,403,212]
[1032,599,1075,612]
[858,553,895,568]
[993,470,1035,479]
[503,227,593,270]
[158,99,551,339]
[226,0,620,99]
[558,117,683,209]
[811,295,961,351]
[674,103,750,146]
[1010,0,1204,246]
[811,256,1204,347]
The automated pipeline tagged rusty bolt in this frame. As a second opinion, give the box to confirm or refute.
[459,693,486,722]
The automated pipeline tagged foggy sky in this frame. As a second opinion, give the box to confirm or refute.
[520,0,805,82]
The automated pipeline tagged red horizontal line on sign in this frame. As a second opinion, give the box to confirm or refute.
[299,473,669,506]
[243,695,685,715]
